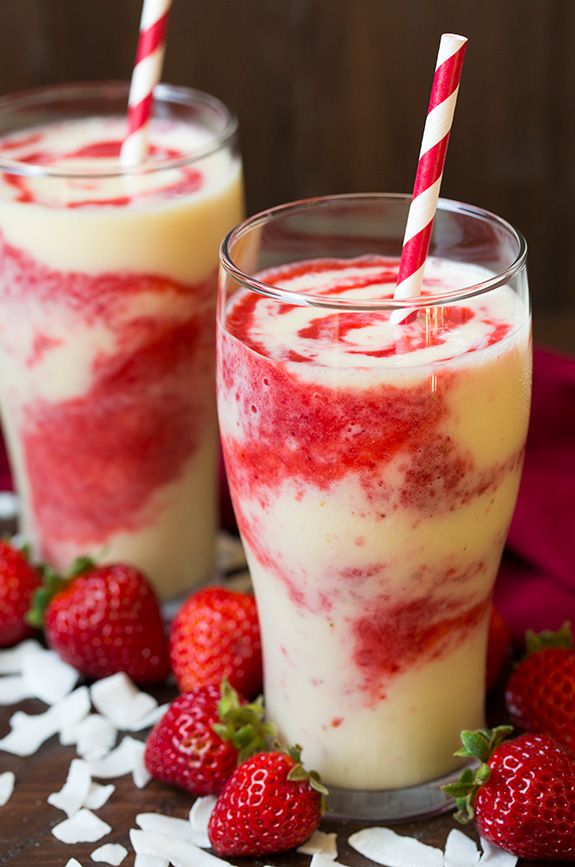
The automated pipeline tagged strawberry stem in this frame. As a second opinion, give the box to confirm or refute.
[284,743,329,814]
[442,726,513,823]
[212,679,276,762]
[525,621,573,655]
[26,555,98,629]
[453,725,513,762]
[69,556,97,578]
[25,565,68,629]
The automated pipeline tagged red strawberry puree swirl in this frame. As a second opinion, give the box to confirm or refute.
[217,256,531,790]
[0,117,243,597]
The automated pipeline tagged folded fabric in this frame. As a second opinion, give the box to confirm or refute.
[0,432,10,492]
[495,347,575,639]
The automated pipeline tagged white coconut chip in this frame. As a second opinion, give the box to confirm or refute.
[189,796,217,834]
[134,856,169,867]
[91,843,129,865]
[0,686,90,756]
[60,714,117,760]
[48,758,92,818]
[131,739,152,789]
[444,829,481,866]
[66,860,84,867]
[85,783,115,810]
[479,838,518,866]
[136,813,210,848]
[0,771,15,806]
[310,856,348,867]
[297,830,338,859]
[87,736,138,778]
[22,645,79,704]
[127,703,169,732]
[91,673,158,730]
[0,639,39,674]
[88,735,150,788]
[130,829,235,867]
[0,675,32,705]
[0,491,19,519]
[52,808,111,844]
[349,827,443,867]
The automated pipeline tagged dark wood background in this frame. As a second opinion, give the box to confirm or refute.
[2,0,574,352]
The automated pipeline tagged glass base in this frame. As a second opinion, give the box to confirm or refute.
[327,765,464,822]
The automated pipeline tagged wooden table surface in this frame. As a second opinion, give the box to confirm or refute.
[0,502,571,867]
[0,687,557,867]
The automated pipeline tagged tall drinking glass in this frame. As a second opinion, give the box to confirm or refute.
[0,83,243,598]
[217,194,531,820]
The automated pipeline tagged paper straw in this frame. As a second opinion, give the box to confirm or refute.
[120,0,172,167]
[393,33,468,313]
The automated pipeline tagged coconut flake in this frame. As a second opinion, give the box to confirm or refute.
[0,675,32,705]
[297,830,338,859]
[0,491,19,519]
[66,860,84,867]
[87,736,141,777]
[479,838,518,866]
[445,829,481,866]
[131,739,152,789]
[127,703,169,732]
[85,783,115,810]
[310,856,348,867]
[52,808,111,844]
[60,714,117,760]
[0,771,15,806]
[136,813,210,847]
[189,796,217,834]
[0,686,90,755]
[349,827,443,867]
[0,639,39,674]
[48,758,92,818]
[22,645,79,704]
[130,829,235,867]
[134,857,169,867]
[91,674,157,730]
[91,843,128,865]
[88,735,150,788]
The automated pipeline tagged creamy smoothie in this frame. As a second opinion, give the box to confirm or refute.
[0,107,243,597]
[218,256,531,790]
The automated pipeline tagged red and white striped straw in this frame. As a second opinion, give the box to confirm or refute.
[120,0,172,167]
[394,33,468,307]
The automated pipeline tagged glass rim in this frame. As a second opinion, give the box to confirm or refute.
[220,193,528,311]
[0,81,238,179]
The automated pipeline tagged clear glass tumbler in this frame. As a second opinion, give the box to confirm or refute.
[0,83,243,598]
[217,193,531,820]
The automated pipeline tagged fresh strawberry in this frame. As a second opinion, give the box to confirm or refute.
[144,680,274,795]
[444,726,575,860]
[28,559,169,683]
[170,587,262,697]
[485,606,511,690]
[505,621,575,752]
[0,541,41,647]
[208,746,327,857]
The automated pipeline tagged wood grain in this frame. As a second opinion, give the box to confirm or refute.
[0,512,563,866]
[0,4,572,861]
[0,689,556,867]
[0,0,574,341]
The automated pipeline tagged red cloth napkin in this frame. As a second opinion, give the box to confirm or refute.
[0,432,11,492]
[2,348,574,640]
[495,347,575,640]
